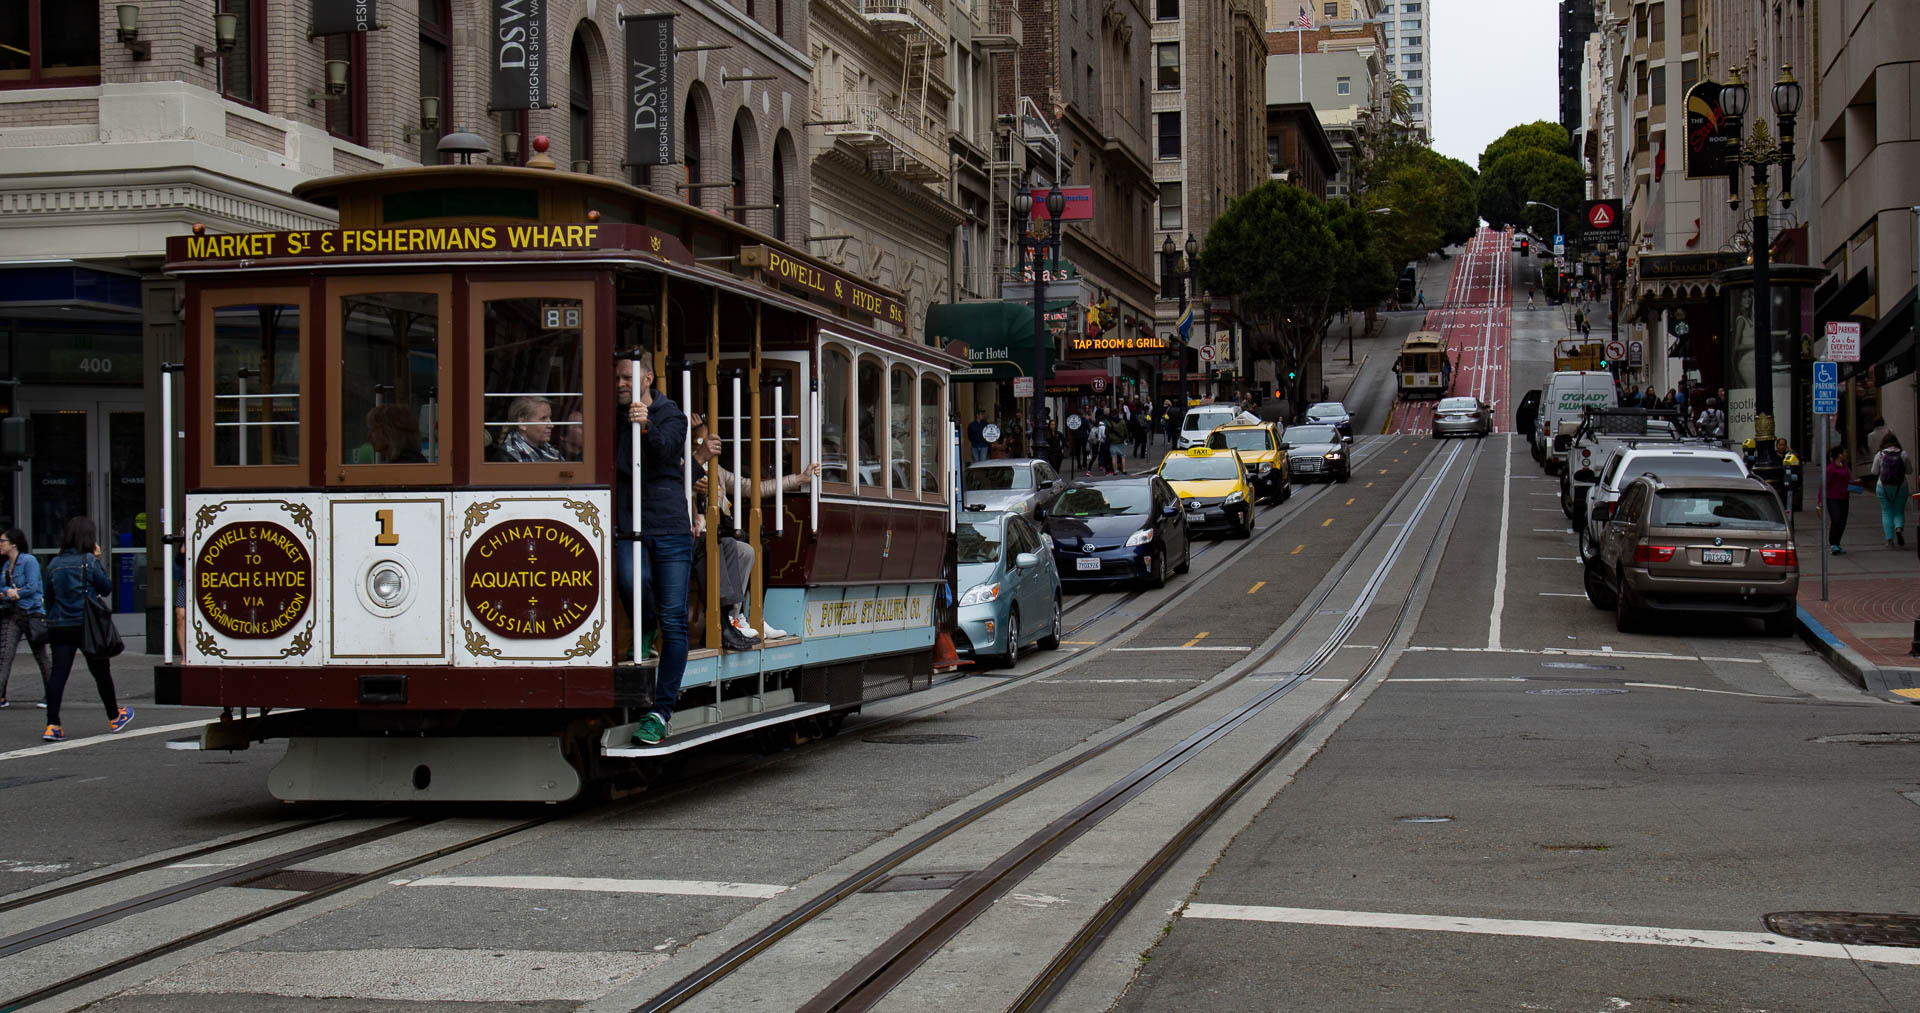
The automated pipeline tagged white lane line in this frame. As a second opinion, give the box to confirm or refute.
[0,717,217,763]
[1404,645,1764,663]
[1538,592,1588,598]
[1622,682,1797,699]
[1109,646,1252,653]
[1488,434,1513,651]
[396,875,788,899]
[1179,904,1920,966]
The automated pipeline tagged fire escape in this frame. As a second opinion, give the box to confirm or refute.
[817,0,951,184]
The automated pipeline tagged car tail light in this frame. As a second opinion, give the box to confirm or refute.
[1761,547,1798,567]
[1632,544,1676,563]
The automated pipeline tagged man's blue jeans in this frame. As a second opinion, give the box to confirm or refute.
[971,445,989,463]
[616,530,694,722]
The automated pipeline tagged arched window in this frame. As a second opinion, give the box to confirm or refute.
[569,33,592,170]
[683,95,703,208]
[730,118,748,224]
[772,129,795,242]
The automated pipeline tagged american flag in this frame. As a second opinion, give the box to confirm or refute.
[1294,5,1313,28]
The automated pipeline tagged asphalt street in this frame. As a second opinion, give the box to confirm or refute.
[1,230,1915,1013]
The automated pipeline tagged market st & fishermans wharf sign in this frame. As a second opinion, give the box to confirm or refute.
[463,519,601,639]
[196,521,313,639]
[166,224,694,266]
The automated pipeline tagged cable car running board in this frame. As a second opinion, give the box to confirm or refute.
[603,703,832,758]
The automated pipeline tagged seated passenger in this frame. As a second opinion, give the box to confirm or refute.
[688,416,820,646]
[557,408,585,459]
[366,404,426,463]
[494,396,563,463]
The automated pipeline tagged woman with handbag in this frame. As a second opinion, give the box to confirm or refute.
[0,528,50,709]
[41,516,130,742]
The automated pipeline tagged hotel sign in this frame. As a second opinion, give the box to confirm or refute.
[739,245,907,325]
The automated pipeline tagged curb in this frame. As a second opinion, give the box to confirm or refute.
[1336,353,1369,405]
[1796,605,1920,702]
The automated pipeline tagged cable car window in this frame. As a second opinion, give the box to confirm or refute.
[481,297,584,462]
[340,292,440,465]
[919,374,941,496]
[820,345,850,486]
[211,302,301,467]
[857,357,883,493]
[890,365,913,494]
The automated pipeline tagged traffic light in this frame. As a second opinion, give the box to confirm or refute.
[1520,236,1529,255]
[1287,369,1298,381]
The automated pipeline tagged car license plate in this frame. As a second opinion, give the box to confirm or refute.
[1076,557,1101,571]
[1701,548,1733,564]
[1186,509,1205,521]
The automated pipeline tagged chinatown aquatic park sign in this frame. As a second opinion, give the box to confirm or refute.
[167,224,692,264]
[462,519,601,639]
[196,521,313,639]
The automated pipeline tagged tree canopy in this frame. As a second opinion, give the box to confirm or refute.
[1477,121,1570,173]
[1477,146,1585,235]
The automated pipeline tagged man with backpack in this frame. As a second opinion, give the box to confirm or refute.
[1695,398,1726,440]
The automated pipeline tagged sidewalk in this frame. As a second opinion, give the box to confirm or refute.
[1793,487,1920,701]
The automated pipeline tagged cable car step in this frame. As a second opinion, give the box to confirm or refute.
[601,702,831,758]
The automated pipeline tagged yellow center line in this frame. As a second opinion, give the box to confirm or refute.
[1321,518,1334,527]
[1366,482,1374,488]
[1181,631,1210,648]
[1247,581,1266,594]
[1379,469,1389,474]
[1291,544,1304,555]
[1345,497,1355,506]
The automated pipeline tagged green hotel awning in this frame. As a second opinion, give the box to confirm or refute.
[926,301,1056,382]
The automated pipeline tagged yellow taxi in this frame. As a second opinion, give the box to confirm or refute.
[1205,422,1291,505]
[1157,446,1257,538]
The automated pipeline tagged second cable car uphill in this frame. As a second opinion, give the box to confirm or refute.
[158,156,963,801]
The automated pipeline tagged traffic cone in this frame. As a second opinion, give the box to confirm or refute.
[933,628,966,671]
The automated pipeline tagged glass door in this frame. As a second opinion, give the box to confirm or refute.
[14,392,147,634]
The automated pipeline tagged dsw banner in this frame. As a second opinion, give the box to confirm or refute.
[491,0,548,111]
[625,14,675,167]
[312,0,376,35]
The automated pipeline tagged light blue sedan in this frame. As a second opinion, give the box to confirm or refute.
[953,511,1063,669]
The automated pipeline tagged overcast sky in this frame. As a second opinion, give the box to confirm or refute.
[1429,0,1561,167]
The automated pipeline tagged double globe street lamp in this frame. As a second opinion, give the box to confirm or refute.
[1720,63,1802,485]
[1012,183,1067,463]
[1162,232,1201,412]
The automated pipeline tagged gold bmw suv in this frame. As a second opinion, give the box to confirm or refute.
[1583,473,1799,636]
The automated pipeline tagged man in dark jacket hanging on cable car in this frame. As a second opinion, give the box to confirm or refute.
[615,350,693,746]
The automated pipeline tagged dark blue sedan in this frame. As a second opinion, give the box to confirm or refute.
[1039,476,1192,589]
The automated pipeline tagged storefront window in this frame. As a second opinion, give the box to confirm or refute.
[211,303,300,467]
[339,293,439,465]
[919,374,941,495]
[481,298,583,462]
[857,357,883,492]
[820,346,850,485]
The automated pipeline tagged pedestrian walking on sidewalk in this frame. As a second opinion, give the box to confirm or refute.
[1527,285,1536,309]
[1822,447,1852,555]
[40,517,131,742]
[0,528,49,710]
[1415,289,1425,308]
[1870,434,1913,548]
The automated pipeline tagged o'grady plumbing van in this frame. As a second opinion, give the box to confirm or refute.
[1531,371,1617,473]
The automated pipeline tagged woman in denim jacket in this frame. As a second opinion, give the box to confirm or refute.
[0,527,50,708]
[40,517,130,741]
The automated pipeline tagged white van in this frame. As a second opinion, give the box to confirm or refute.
[1533,371,1616,473]
[1178,404,1240,449]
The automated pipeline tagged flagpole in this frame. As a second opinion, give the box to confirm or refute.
[1298,26,1305,100]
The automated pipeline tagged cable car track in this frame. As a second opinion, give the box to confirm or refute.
[629,436,1476,1012]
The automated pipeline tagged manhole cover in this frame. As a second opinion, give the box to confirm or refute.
[861,733,979,745]
[1527,688,1630,696]
[1764,911,1920,948]
[864,870,975,893]
[1397,815,1453,823]
[1541,662,1624,671]
[1812,733,1920,745]
[233,869,362,892]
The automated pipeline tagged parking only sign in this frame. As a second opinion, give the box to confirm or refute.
[1812,360,1839,415]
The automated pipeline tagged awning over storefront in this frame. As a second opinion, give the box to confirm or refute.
[1046,367,1108,395]
[1862,286,1916,385]
[926,301,1053,381]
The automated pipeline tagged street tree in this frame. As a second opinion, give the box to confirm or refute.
[1477,121,1571,173]
[1196,181,1338,414]
[1478,145,1584,234]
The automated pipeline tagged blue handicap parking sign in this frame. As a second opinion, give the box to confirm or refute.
[1812,361,1838,385]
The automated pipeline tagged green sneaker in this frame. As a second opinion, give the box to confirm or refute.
[632,712,667,745]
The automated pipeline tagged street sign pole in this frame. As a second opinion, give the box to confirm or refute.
[1813,359,1839,600]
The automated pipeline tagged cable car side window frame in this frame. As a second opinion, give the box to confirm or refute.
[325,274,454,486]
[194,285,310,489]
[468,278,599,486]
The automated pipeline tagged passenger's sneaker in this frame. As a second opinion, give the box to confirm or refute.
[728,614,761,641]
[632,712,667,745]
[41,724,63,742]
[35,702,46,709]
[109,707,135,733]
[0,697,8,708]
[720,621,758,652]
[759,622,789,640]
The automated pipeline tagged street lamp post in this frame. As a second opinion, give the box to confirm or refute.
[1163,233,1201,414]
[1014,182,1067,465]
[1525,200,1563,302]
[1721,64,1802,488]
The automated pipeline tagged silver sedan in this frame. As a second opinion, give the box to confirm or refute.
[1431,396,1492,438]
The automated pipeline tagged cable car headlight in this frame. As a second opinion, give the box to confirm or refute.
[368,563,407,607]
